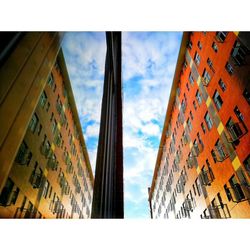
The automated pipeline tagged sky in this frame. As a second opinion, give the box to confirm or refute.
[62,32,182,218]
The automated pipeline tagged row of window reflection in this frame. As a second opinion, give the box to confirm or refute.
[0,65,92,218]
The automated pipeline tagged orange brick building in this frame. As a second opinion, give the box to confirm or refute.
[149,32,250,219]
[0,32,94,218]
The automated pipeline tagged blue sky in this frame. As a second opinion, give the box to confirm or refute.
[62,32,182,218]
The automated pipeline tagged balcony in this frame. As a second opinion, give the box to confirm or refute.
[187,155,197,169]
[176,182,184,193]
[215,32,228,43]
[166,183,171,192]
[75,185,81,194]
[47,157,58,171]
[60,112,66,126]
[178,111,185,125]
[211,143,229,162]
[0,188,19,207]
[40,143,52,158]
[30,172,43,189]
[184,198,195,212]
[191,141,204,157]
[63,152,71,166]
[200,167,214,186]
[14,207,37,218]
[63,185,70,195]
[226,122,247,143]
[53,200,61,214]
[173,161,179,173]
[66,162,73,174]
[54,133,62,147]
[231,41,249,66]
[181,101,187,113]
[15,150,31,165]
[58,175,65,189]
[225,183,250,203]
[208,204,231,219]
[56,101,62,115]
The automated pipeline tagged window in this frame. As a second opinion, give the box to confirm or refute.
[0,178,16,206]
[15,141,32,166]
[234,106,244,122]
[229,175,246,202]
[212,140,228,162]
[212,42,218,52]
[197,41,202,50]
[187,118,192,131]
[195,90,202,105]
[46,102,50,112]
[50,112,54,122]
[37,124,42,136]
[213,90,223,110]
[202,69,211,85]
[69,134,73,146]
[183,60,188,69]
[187,40,192,49]
[243,155,250,176]
[216,32,228,42]
[52,119,57,134]
[190,111,194,120]
[48,153,58,171]
[193,184,197,196]
[193,101,197,110]
[231,41,248,66]
[204,112,213,130]
[42,180,49,198]
[207,58,214,71]
[218,79,226,92]
[195,178,202,196]
[194,51,201,66]
[47,73,54,87]
[189,72,194,85]
[201,122,206,134]
[200,163,214,186]
[243,88,250,105]
[53,83,57,93]
[29,113,39,133]
[226,118,245,142]
[39,91,47,108]
[29,164,43,189]
[56,99,62,115]
[225,62,233,75]
[186,82,190,91]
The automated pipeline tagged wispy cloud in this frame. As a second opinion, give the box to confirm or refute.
[62,32,182,218]
[122,32,182,218]
[62,32,106,170]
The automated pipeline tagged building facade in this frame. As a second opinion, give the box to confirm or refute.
[149,32,250,219]
[0,32,94,218]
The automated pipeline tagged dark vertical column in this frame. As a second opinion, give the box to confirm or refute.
[91,32,123,218]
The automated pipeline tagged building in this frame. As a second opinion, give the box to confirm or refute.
[91,32,124,218]
[148,32,250,219]
[0,32,94,218]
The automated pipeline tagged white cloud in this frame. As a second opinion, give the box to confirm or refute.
[86,123,100,138]
[62,31,182,218]
[141,123,160,137]
[122,32,182,218]
[62,32,106,174]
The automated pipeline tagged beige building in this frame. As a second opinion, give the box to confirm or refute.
[0,32,94,218]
